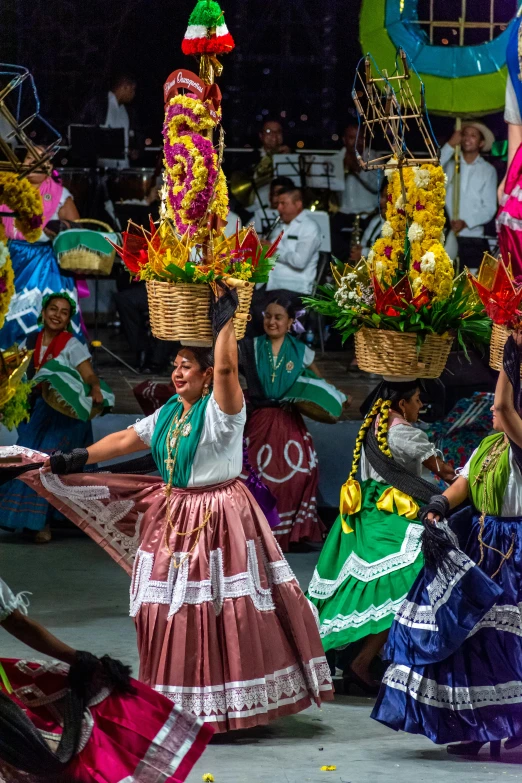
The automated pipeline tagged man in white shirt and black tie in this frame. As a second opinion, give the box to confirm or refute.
[441,121,497,269]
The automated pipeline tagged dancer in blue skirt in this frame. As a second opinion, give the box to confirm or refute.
[373,334,522,758]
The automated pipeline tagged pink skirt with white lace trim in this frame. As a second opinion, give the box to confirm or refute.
[9,447,334,732]
[0,658,212,783]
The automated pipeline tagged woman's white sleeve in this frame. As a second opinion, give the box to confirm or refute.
[130,408,162,447]
[0,578,30,623]
[505,75,522,126]
[389,425,437,463]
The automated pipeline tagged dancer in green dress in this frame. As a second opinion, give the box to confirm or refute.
[307,380,455,693]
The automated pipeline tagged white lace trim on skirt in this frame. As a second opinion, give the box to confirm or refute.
[130,540,297,618]
[154,658,332,721]
[382,663,522,710]
[307,522,423,600]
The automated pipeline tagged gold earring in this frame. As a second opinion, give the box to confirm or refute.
[202,385,210,397]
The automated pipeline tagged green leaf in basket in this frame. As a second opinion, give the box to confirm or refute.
[164,264,190,282]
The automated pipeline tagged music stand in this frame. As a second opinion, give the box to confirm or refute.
[272,153,304,188]
[68,125,126,166]
[303,153,345,193]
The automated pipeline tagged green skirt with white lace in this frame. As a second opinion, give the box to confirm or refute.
[307,478,423,651]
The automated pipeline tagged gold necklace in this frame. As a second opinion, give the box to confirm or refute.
[163,400,210,569]
[474,437,514,578]
[267,343,286,383]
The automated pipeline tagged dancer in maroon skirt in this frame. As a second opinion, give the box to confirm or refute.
[3,290,333,732]
[242,296,346,551]
[0,575,211,782]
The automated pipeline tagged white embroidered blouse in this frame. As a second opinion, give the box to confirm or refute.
[458,447,522,517]
[361,422,438,483]
[131,392,246,488]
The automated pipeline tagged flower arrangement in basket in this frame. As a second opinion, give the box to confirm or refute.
[109,0,282,346]
[468,254,522,375]
[305,49,490,379]
[112,218,281,345]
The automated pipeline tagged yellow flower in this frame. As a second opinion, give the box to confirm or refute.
[202,775,214,782]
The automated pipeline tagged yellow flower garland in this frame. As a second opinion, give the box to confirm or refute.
[0,172,44,243]
[369,163,454,301]
[0,174,43,330]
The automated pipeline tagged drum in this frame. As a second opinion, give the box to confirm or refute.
[284,374,347,424]
[56,168,99,216]
[107,168,155,203]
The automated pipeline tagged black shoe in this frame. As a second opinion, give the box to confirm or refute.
[504,736,522,750]
[447,740,501,759]
[342,666,380,696]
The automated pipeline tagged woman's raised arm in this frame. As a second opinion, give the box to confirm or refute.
[213,318,243,415]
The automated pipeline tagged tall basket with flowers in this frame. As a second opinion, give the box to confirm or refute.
[110,0,282,346]
[305,50,490,378]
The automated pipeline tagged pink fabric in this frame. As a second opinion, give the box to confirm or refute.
[497,143,522,276]
[76,279,90,299]
[245,407,324,551]
[0,177,64,240]
[0,658,213,783]
[13,451,334,732]
[374,410,411,432]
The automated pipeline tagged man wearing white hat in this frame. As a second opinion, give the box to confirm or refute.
[441,121,497,270]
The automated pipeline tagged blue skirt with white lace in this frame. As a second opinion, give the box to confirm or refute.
[372,508,522,744]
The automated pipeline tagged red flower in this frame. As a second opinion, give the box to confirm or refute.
[413,261,421,272]
[384,246,392,259]
[415,201,425,211]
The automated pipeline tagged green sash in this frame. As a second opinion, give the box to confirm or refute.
[35,359,114,421]
[255,334,306,399]
[151,393,211,486]
[468,432,510,516]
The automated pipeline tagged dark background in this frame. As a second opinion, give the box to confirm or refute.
[0,0,515,151]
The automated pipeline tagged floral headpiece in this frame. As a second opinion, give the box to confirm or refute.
[38,291,77,332]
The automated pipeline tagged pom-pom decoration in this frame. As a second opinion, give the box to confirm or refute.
[182,0,235,56]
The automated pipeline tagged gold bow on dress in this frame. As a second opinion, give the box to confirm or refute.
[376,487,419,519]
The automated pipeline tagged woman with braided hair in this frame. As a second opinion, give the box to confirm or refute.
[307,380,455,693]
[372,335,522,758]
[0,574,212,782]
[0,289,333,731]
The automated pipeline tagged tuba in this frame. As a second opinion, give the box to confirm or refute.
[230,154,274,208]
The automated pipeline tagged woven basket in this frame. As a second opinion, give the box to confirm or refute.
[490,323,522,377]
[56,219,117,276]
[42,383,104,420]
[146,280,254,346]
[354,327,454,379]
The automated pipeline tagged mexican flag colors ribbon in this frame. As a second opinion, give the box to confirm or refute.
[182,0,235,55]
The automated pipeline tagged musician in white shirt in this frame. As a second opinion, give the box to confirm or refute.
[331,121,379,260]
[267,187,321,296]
[440,122,497,269]
[350,180,387,262]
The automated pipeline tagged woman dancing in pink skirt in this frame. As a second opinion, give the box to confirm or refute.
[0,574,211,782]
[6,292,333,732]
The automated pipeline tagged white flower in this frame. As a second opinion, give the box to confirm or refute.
[420,251,436,274]
[0,243,9,269]
[367,249,375,264]
[381,221,393,238]
[345,272,358,283]
[384,166,396,181]
[413,167,431,189]
[408,221,424,242]
[412,276,422,290]
[444,172,448,185]
[347,291,358,300]
[395,194,404,210]
[375,261,385,278]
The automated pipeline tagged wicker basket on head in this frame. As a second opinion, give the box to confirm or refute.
[354,327,454,379]
[146,279,254,346]
[490,322,522,377]
[54,219,118,276]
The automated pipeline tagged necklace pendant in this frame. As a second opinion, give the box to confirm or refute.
[181,421,192,438]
